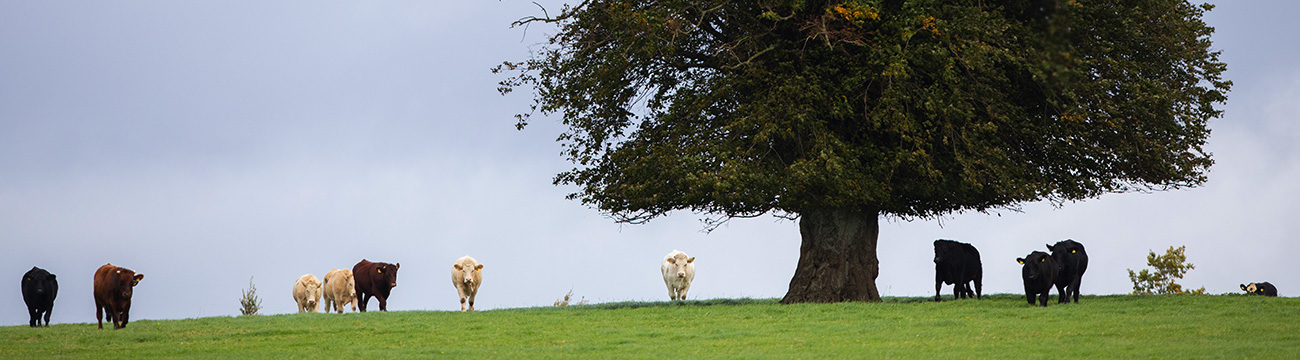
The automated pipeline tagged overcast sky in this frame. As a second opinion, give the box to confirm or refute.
[1,1,1294,326]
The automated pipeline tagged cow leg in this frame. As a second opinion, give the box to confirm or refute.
[116,308,129,329]
[1024,286,1035,305]
[95,301,104,329]
[43,308,52,327]
[1071,277,1082,303]
[1038,292,1049,307]
[458,287,469,311]
[679,283,691,301]
[1056,282,1068,303]
[377,295,387,311]
[27,307,38,327]
[358,294,369,312]
[467,293,476,311]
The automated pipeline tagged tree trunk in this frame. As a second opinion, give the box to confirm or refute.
[781,208,881,303]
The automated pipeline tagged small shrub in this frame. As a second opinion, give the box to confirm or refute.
[1127,245,1207,295]
[239,276,263,316]
[553,289,588,306]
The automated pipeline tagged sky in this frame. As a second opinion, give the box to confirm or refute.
[0,1,1295,326]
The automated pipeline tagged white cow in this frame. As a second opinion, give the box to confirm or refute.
[451,256,484,311]
[322,268,357,313]
[661,250,696,301]
[292,274,323,313]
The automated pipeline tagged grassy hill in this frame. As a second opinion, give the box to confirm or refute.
[2,294,1296,358]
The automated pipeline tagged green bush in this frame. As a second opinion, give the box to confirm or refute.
[239,276,262,316]
[1128,246,1207,295]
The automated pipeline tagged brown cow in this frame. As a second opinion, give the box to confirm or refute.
[93,263,143,329]
[353,259,399,312]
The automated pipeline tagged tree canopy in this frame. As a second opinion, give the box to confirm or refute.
[498,0,1229,225]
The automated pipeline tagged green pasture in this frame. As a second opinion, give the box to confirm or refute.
[2,295,1295,359]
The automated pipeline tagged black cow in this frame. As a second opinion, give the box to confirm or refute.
[1241,282,1278,297]
[933,239,982,301]
[21,267,58,327]
[1018,251,1057,307]
[1047,239,1088,303]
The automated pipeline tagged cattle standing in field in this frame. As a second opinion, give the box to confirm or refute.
[93,263,143,329]
[1018,252,1056,307]
[322,268,357,313]
[1241,282,1278,297]
[21,266,58,327]
[661,250,696,301]
[451,256,484,311]
[353,259,399,312]
[1047,239,1088,303]
[292,274,322,313]
[933,240,982,301]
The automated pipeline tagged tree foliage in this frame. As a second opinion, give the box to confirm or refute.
[239,276,262,316]
[497,0,1229,225]
[1128,245,1206,295]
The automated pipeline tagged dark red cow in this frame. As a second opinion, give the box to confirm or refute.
[353,259,399,312]
[93,264,143,329]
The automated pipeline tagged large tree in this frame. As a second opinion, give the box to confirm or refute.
[496,0,1229,303]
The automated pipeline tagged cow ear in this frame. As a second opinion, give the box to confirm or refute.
[47,274,55,280]
[1046,244,1053,251]
[1241,284,1248,290]
[1071,249,1076,254]
[667,258,676,264]
[1040,257,1045,262]
[1017,258,1025,264]
[454,264,463,270]
[395,263,400,270]
[687,257,695,264]
[377,268,382,274]
[475,264,483,271]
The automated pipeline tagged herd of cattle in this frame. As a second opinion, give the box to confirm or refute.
[15,245,1281,328]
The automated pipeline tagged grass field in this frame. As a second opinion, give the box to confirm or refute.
[2,294,1296,359]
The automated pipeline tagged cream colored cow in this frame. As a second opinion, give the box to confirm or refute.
[292,274,323,313]
[322,268,357,313]
[661,250,696,301]
[451,256,484,311]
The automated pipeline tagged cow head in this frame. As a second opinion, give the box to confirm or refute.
[666,253,695,278]
[1017,251,1052,280]
[454,261,483,285]
[23,267,56,295]
[1242,283,1264,295]
[345,272,357,297]
[114,269,143,298]
[933,240,953,263]
[306,279,322,308]
[375,263,399,288]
